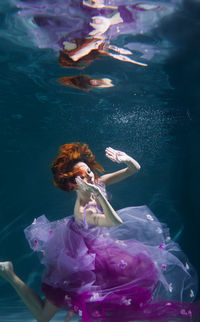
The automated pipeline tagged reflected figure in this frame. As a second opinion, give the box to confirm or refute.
[1,143,200,321]
[14,0,169,91]
[58,35,146,90]
[59,75,113,91]
[83,0,118,9]
[59,37,147,70]
[59,38,106,69]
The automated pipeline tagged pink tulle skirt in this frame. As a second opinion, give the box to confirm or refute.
[24,206,200,321]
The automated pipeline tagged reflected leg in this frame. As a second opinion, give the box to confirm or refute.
[0,261,59,322]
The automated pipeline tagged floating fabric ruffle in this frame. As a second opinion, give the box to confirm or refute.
[25,205,200,321]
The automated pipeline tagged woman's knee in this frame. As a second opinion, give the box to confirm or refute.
[37,299,59,322]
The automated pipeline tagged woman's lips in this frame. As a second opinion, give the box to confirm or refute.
[88,178,94,184]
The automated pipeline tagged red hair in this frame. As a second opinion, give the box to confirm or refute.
[58,75,92,91]
[51,142,104,192]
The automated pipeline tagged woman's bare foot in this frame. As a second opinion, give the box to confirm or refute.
[0,261,14,281]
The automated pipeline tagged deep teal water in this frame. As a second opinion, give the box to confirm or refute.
[0,0,200,320]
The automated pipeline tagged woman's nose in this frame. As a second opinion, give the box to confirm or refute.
[86,173,93,181]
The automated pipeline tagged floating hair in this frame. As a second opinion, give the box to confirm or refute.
[51,142,104,192]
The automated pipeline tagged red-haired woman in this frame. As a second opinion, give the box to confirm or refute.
[1,143,200,321]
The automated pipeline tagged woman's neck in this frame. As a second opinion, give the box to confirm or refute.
[76,190,94,206]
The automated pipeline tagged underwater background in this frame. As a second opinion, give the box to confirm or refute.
[0,0,200,320]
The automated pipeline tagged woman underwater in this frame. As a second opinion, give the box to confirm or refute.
[0,142,200,321]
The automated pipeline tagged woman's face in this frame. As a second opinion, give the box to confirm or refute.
[73,162,95,184]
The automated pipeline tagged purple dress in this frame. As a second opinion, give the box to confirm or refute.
[14,0,179,61]
[24,185,200,321]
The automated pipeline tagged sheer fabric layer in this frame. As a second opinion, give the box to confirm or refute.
[24,206,200,321]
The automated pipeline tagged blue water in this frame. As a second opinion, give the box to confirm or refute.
[0,0,200,320]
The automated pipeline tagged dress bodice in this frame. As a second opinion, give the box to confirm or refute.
[75,180,107,228]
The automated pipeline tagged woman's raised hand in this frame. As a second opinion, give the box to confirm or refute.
[75,177,100,195]
[105,147,130,164]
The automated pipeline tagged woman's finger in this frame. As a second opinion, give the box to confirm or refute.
[75,177,82,184]
[105,153,115,161]
[107,147,120,153]
[106,149,116,157]
[106,147,116,154]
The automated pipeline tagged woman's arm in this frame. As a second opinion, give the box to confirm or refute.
[76,177,123,227]
[100,147,141,186]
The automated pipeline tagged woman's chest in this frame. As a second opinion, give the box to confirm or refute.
[74,199,101,221]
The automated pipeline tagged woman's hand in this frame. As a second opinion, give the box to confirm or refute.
[105,147,131,164]
[100,147,140,186]
[75,177,100,196]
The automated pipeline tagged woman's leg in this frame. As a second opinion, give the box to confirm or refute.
[65,310,75,322]
[0,261,59,322]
